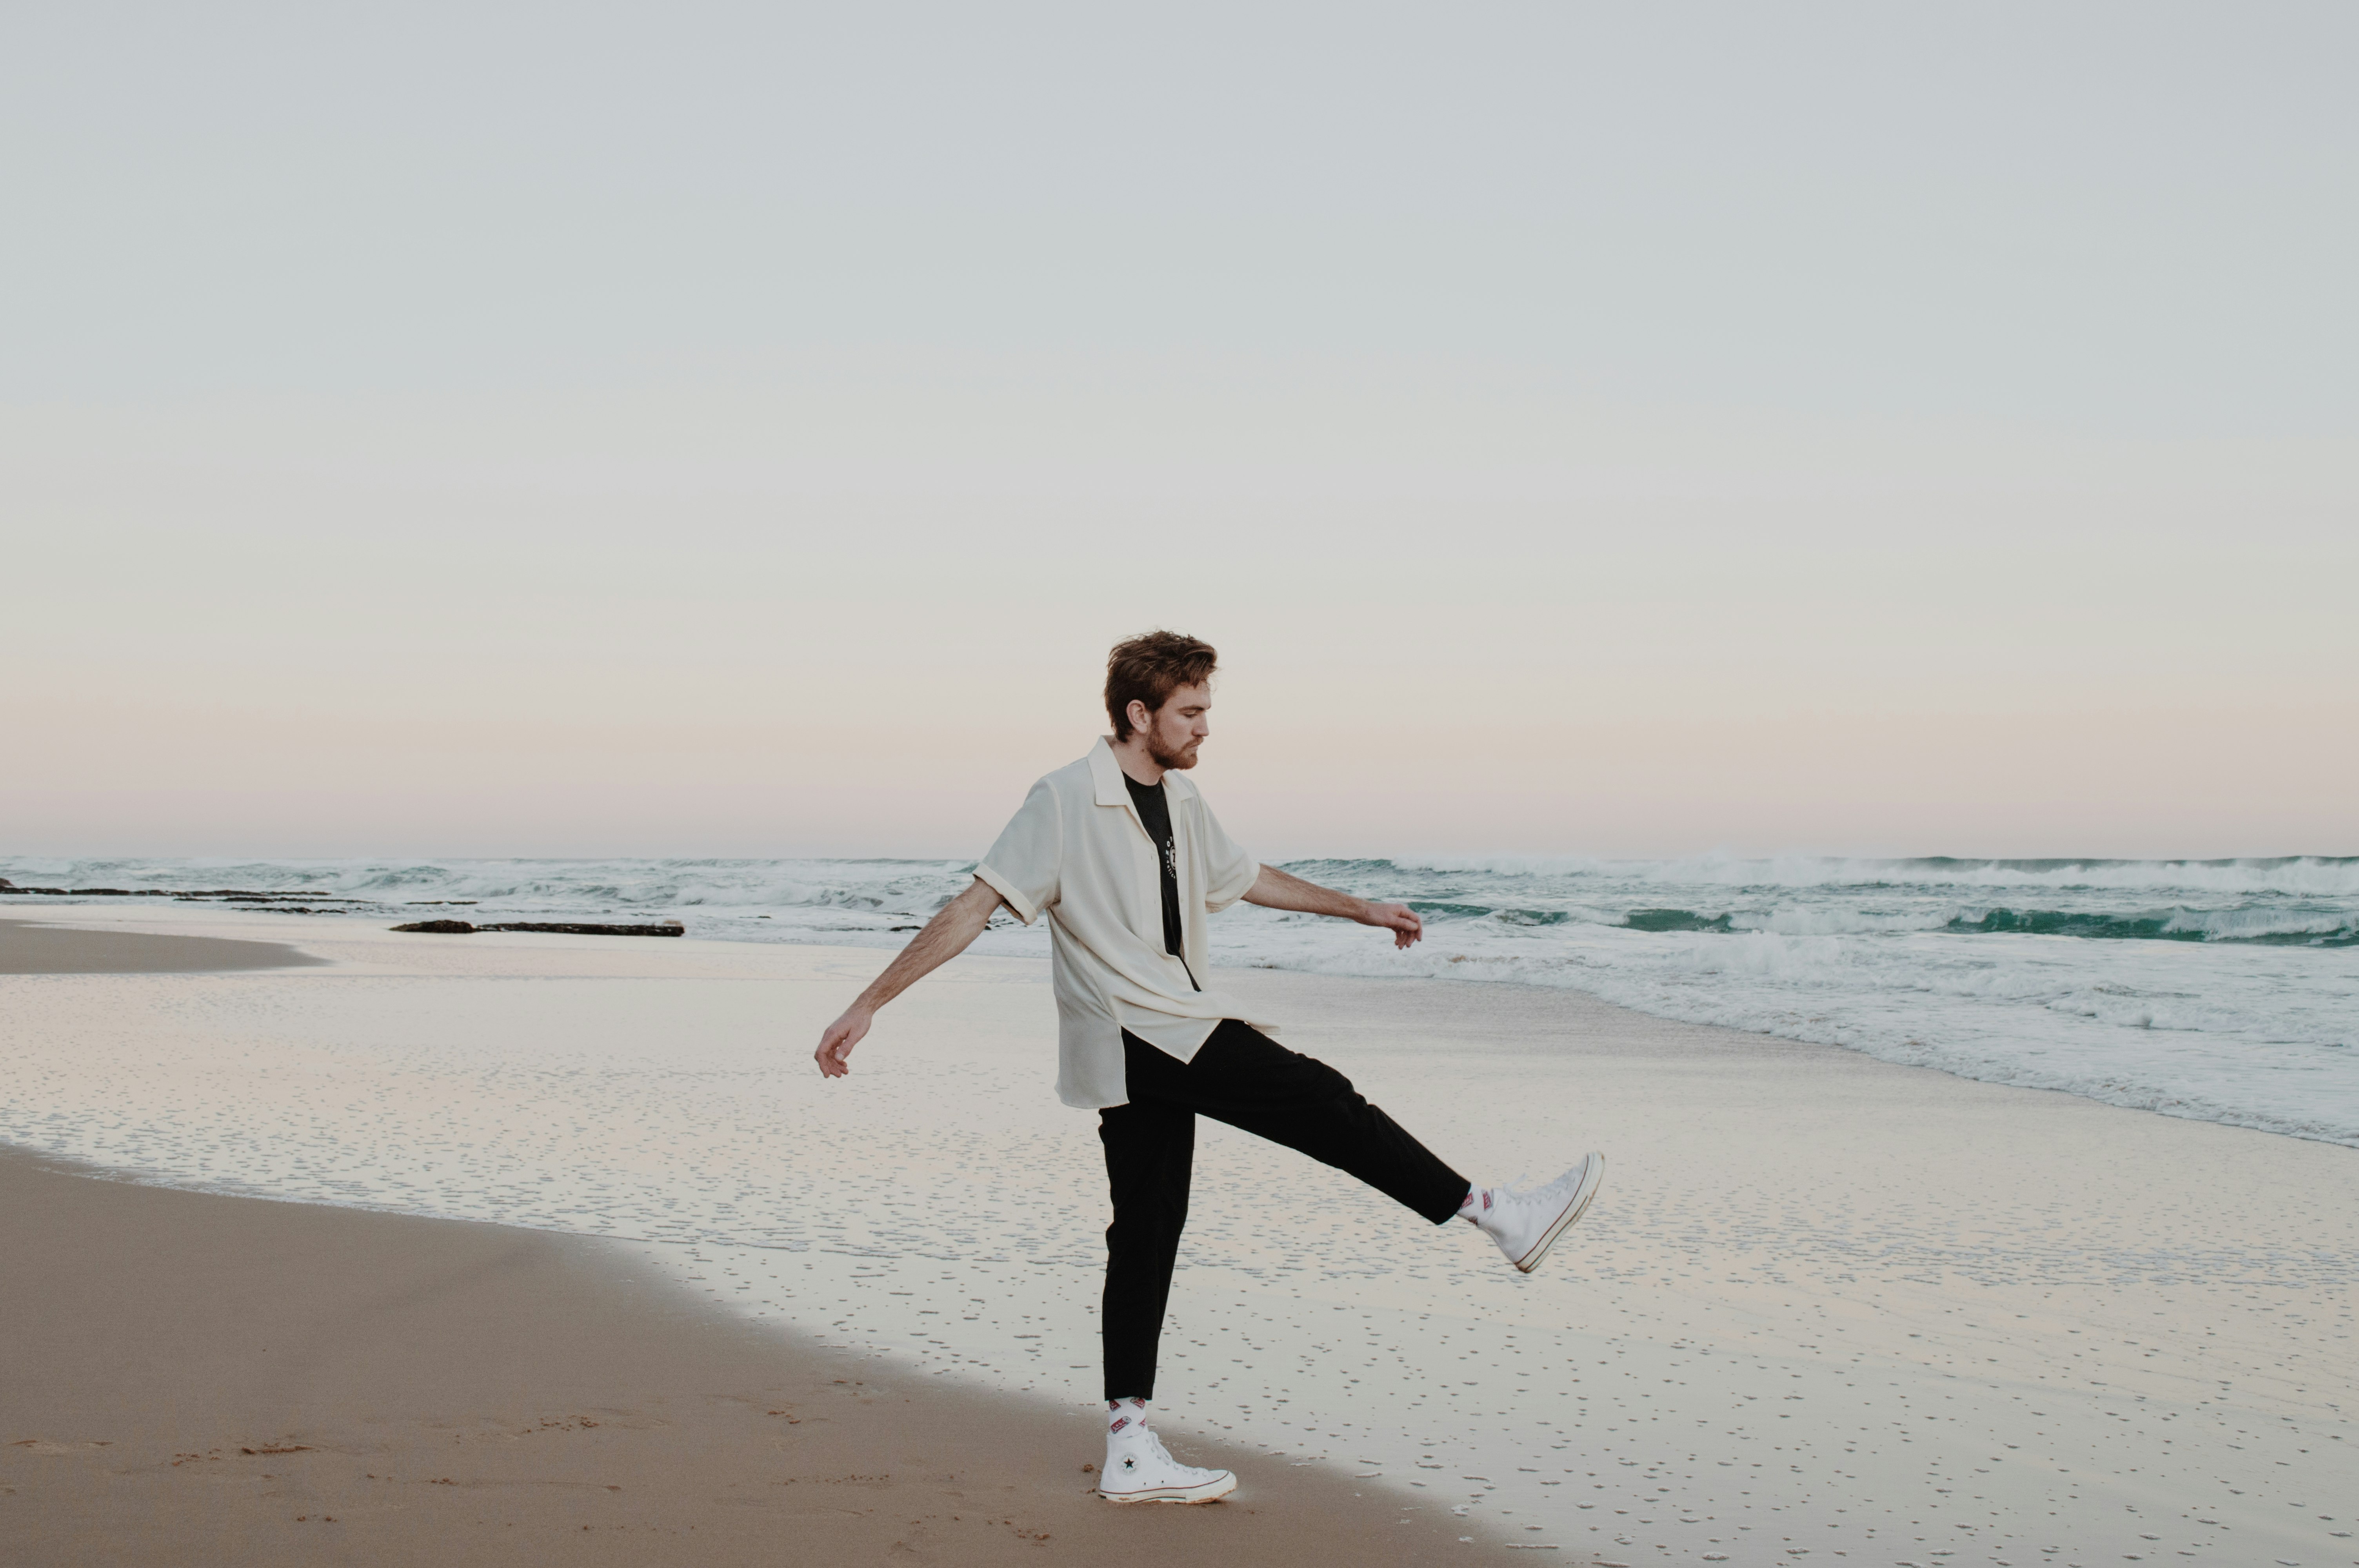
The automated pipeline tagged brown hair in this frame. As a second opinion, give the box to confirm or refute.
[1105,630,1218,740]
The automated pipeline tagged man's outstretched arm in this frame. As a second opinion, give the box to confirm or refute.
[1240,864,1423,950]
[814,877,1008,1077]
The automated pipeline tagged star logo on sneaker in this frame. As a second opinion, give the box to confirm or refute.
[1121,1456,1136,1470]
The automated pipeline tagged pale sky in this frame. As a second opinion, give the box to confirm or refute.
[4,3,2353,860]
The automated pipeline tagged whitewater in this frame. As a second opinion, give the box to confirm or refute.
[7,852,2357,1148]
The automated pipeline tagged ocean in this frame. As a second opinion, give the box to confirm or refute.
[9,851,2355,1149]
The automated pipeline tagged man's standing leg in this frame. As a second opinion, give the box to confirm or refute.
[1093,1065,1238,1503]
[1098,1094,1193,1405]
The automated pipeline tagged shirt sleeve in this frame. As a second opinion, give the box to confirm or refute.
[1197,799,1260,913]
[973,779,1061,925]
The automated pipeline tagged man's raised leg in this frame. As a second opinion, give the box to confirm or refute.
[1157,1020,1471,1222]
[1143,1021,1605,1272]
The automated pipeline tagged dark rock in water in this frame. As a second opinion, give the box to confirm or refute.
[389,920,683,938]
[0,877,13,888]
[188,890,365,902]
[482,922,685,937]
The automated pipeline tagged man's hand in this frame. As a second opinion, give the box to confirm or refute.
[1244,865,1422,949]
[815,1004,873,1078]
[811,877,1008,1081]
[1358,900,1423,949]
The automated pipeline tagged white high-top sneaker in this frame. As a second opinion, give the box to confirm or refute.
[1473,1153,1604,1274]
[1100,1420,1238,1504]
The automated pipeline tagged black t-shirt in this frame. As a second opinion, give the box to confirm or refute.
[1122,771,1186,961]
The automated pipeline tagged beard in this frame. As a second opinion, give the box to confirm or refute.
[1146,730,1201,770]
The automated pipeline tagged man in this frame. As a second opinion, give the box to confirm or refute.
[815,630,1602,1505]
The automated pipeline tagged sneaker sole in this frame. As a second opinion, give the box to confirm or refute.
[1512,1153,1604,1274]
[1100,1471,1238,1504]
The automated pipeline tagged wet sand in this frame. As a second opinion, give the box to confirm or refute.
[0,1161,1501,1566]
[0,916,326,974]
[5,907,2356,1568]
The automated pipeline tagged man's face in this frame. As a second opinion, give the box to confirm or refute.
[1136,681,1212,770]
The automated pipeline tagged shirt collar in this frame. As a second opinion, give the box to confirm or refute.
[1089,737,1201,808]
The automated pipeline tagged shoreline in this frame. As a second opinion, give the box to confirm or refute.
[9,877,2355,1154]
[5,908,2355,1567]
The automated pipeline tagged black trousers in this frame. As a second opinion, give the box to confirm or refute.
[1097,1019,1469,1402]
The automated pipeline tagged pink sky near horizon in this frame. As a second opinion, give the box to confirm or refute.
[7,392,2350,862]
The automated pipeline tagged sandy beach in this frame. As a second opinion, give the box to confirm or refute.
[4,908,2354,1567]
[0,1142,1503,1567]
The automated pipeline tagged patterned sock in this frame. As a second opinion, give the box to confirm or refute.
[1458,1185,1488,1225]
[1107,1396,1149,1435]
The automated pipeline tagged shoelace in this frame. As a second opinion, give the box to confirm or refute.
[1491,1171,1541,1211]
[1490,1164,1579,1224]
[1512,1163,1581,1203]
[1116,1425,1191,1476]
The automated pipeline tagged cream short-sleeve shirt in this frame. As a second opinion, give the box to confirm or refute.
[974,738,1272,1109]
